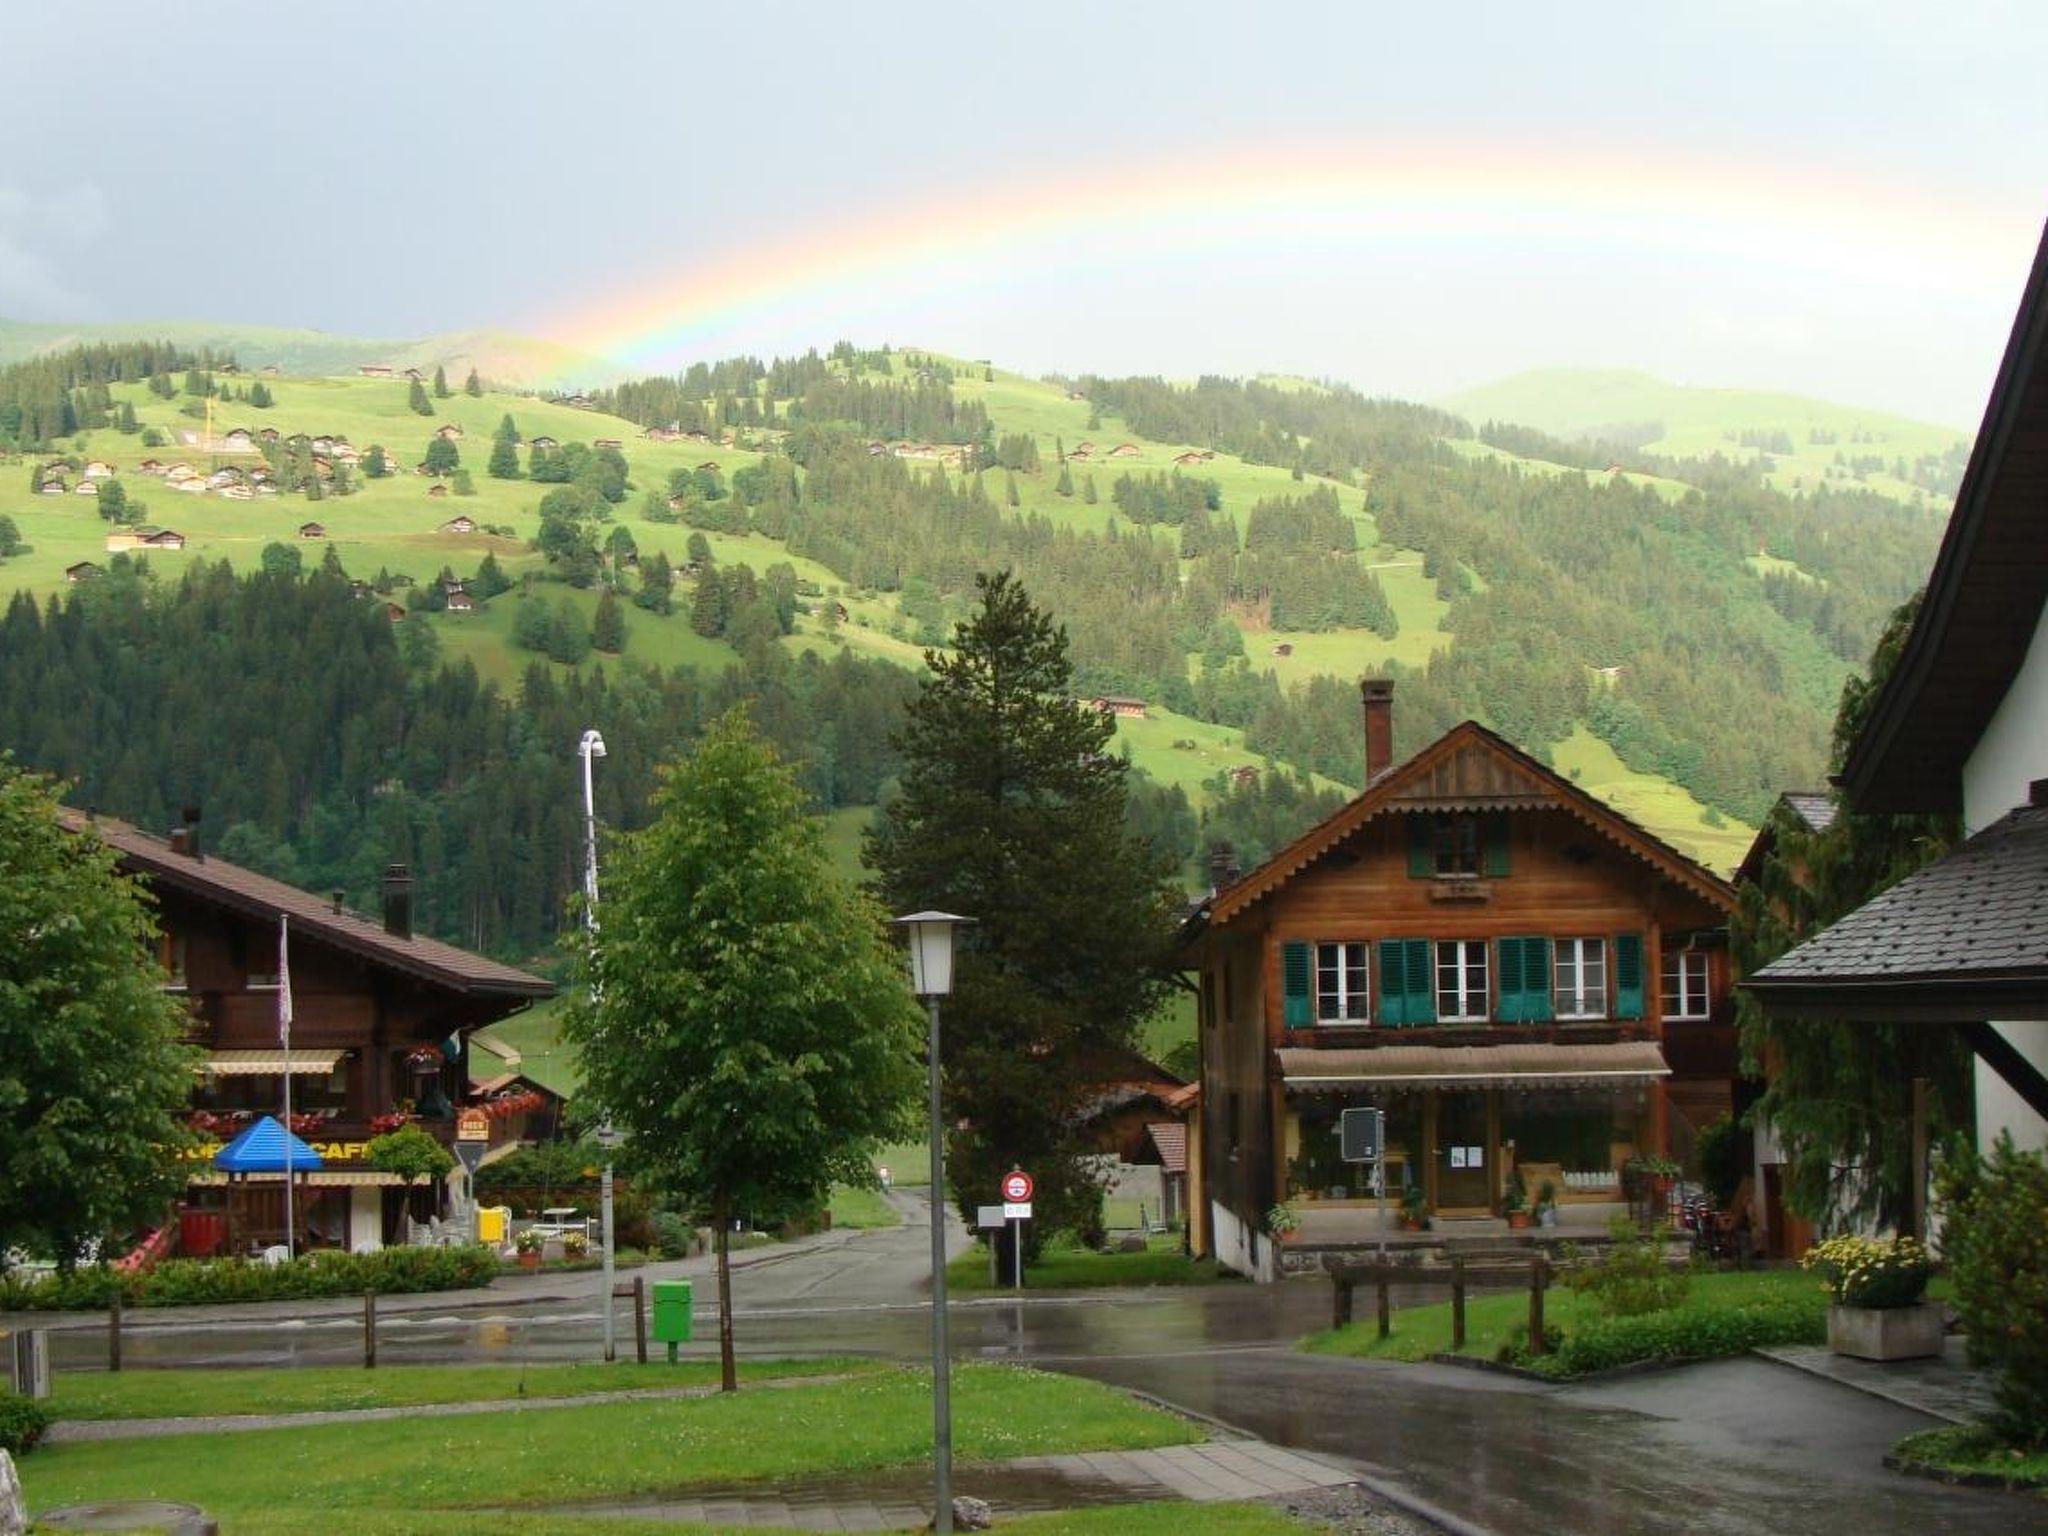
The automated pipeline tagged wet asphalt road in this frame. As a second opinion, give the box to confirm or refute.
[34,1190,2039,1535]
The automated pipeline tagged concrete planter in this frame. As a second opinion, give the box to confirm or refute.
[1828,1300,1943,1361]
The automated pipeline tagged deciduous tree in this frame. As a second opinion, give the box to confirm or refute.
[0,759,198,1265]
[563,711,921,1389]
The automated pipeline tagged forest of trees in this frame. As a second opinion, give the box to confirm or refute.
[0,342,218,448]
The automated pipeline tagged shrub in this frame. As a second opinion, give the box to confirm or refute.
[1504,1282,1826,1375]
[0,1245,499,1310]
[1937,1133,2048,1446]
[1564,1217,1690,1317]
[0,1391,50,1455]
[1800,1233,1933,1309]
[651,1211,695,1259]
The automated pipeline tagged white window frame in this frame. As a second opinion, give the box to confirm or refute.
[1554,937,1607,1020]
[1435,939,1489,1022]
[1314,940,1370,1023]
[1662,949,1711,1020]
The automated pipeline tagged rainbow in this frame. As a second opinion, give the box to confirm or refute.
[549,135,2037,373]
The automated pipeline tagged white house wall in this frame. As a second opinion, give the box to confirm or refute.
[1963,598,2048,1153]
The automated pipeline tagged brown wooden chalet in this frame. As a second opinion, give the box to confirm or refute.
[1180,680,1735,1278]
[64,810,553,1255]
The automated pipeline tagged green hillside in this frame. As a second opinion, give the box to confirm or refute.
[0,317,625,390]
[10,337,1964,883]
[1440,366,1970,506]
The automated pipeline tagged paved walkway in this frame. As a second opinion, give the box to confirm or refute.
[1757,1338,1999,1426]
[44,1374,857,1444]
[554,1442,1361,1529]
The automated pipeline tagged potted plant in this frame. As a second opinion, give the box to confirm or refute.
[1399,1183,1429,1231]
[1265,1202,1302,1244]
[1534,1179,1559,1229]
[1503,1172,1530,1229]
[562,1230,589,1261]
[513,1228,543,1269]
[1802,1235,1939,1361]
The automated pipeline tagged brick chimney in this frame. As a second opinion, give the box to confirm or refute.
[1361,678,1395,783]
[381,865,413,939]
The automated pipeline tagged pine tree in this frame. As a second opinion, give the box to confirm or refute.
[408,378,433,416]
[363,445,390,478]
[248,381,273,409]
[117,400,139,432]
[95,479,127,522]
[867,573,1180,1245]
[1082,474,1098,505]
[1005,471,1020,508]
[487,438,521,479]
[464,368,483,397]
[591,587,626,653]
[423,437,460,475]
[432,366,451,399]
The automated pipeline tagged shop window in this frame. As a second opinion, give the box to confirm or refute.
[1554,937,1608,1019]
[1662,949,1711,1020]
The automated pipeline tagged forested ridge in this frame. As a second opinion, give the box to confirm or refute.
[0,340,1952,962]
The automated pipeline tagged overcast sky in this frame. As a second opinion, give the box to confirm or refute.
[4,1,2044,425]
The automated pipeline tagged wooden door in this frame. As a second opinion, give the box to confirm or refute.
[1437,1091,1492,1210]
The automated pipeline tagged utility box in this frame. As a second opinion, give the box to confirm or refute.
[651,1280,693,1348]
[476,1206,511,1246]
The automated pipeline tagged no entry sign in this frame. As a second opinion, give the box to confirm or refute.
[1001,1170,1034,1203]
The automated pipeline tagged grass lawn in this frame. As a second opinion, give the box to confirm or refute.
[827,1184,900,1230]
[18,1365,1199,1526]
[153,1500,1311,1536]
[871,1141,930,1188]
[1300,1267,1825,1378]
[47,1358,876,1422]
[1889,1424,2048,1491]
[947,1235,1228,1292]
[1547,725,1755,874]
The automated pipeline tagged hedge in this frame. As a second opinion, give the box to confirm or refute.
[1503,1282,1827,1375]
[0,1245,499,1311]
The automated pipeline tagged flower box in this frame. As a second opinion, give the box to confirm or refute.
[1828,1301,1944,1362]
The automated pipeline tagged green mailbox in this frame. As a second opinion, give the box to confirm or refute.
[651,1280,693,1360]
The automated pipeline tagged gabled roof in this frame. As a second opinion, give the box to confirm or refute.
[1837,219,2048,814]
[1734,789,1838,885]
[1206,720,1734,924]
[64,810,554,1000]
[1745,802,2048,1020]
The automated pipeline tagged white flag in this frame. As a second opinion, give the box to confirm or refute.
[278,914,293,1048]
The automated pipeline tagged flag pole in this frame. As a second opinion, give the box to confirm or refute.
[280,915,294,1261]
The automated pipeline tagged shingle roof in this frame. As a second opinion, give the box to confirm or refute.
[1277,1040,1669,1090]
[1145,1121,1188,1175]
[66,810,555,1000]
[1747,804,2048,1003]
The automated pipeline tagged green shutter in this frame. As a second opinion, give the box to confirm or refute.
[1402,938,1436,1025]
[1496,937,1525,1022]
[1614,934,1644,1020]
[1282,941,1312,1028]
[1484,814,1511,877]
[1521,936,1554,1022]
[1407,817,1434,878]
[1377,939,1408,1025]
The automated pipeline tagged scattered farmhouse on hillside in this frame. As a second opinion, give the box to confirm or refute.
[1088,695,1148,720]
[298,521,326,539]
[439,515,476,534]
[64,561,101,583]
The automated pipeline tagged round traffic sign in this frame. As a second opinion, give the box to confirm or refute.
[1001,1170,1033,1203]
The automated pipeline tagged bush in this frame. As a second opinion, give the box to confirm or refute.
[651,1211,696,1259]
[0,1391,50,1455]
[1800,1233,1933,1309]
[1937,1133,2048,1446]
[1565,1217,1690,1316]
[1505,1282,1826,1375]
[0,1245,500,1311]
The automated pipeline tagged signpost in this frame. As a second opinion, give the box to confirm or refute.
[1000,1170,1032,1291]
[1339,1107,1387,1252]
[454,1110,489,1237]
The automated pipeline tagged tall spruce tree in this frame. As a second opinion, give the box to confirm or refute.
[867,572,1181,1244]
[432,365,451,398]
[463,367,483,397]
[408,378,433,415]
[591,587,626,653]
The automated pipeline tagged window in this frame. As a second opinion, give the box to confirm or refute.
[245,963,280,991]
[157,932,187,991]
[1662,950,1711,1020]
[1433,813,1481,876]
[1315,941,1370,1022]
[1554,938,1607,1019]
[1435,940,1489,1021]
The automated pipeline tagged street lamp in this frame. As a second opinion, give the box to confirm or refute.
[577,729,618,1364]
[892,910,971,1536]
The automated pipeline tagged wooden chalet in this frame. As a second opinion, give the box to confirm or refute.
[1088,694,1148,720]
[1746,217,2048,1158]
[62,811,553,1255]
[64,561,101,583]
[357,364,394,377]
[435,423,464,441]
[298,521,327,539]
[1181,680,1735,1278]
[1108,442,1140,459]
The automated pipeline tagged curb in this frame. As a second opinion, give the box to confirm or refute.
[1883,1448,2048,1494]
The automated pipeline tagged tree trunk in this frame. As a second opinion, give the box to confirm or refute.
[715,1198,737,1393]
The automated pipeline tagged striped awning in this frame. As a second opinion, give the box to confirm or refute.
[203,1050,346,1076]
[1279,1040,1669,1092]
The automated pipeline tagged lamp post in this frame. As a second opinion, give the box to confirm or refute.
[893,911,971,1536]
[578,728,618,1364]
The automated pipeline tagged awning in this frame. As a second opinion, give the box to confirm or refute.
[187,1170,406,1188]
[1279,1040,1670,1092]
[204,1050,346,1076]
[212,1114,324,1174]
